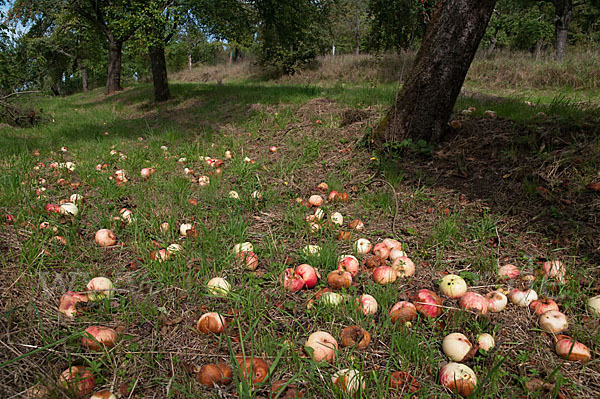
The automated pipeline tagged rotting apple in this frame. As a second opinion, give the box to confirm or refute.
[327,270,352,289]
[58,291,89,317]
[340,325,371,349]
[283,268,305,292]
[332,368,365,395]
[95,229,116,247]
[498,264,520,280]
[357,294,378,315]
[389,301,418,324]
[442,333,473,362]
[196,312,226,334]
[529,298,559,316]
[86,277,114,301]
[81,326,118,351]
[539,310,568,333]
[554,335,591,362]
[439,362,477,397]
[509,288,538,307]
[59,366,95,396]
[372,242,391,259]
[485,291,508,312]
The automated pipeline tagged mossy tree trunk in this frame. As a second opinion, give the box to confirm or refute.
[374,0,496,148]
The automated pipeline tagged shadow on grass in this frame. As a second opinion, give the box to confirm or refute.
[379,99,600,265]
[0,82,396,157]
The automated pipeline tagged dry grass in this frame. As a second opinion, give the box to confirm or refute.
[468,48,600,90]
[170,48,600,92]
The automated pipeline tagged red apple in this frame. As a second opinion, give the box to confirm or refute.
[337,255,360,277]
[529,298,559,315]
[373,266,397,285]
[372,242,390,259]
[412,289,443,318]
[295,264,319,288]
[282,268,305,292]
[459,292,488,315]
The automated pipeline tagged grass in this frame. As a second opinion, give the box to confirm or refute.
[1,56,600,398]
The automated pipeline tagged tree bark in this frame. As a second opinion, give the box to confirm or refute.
[374,0,496,148]
[149,45,170,102]
[553,0,572,61]
[106,39,123,94]
[77,60,88,93]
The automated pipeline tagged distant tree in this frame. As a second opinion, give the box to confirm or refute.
[69,0,137,93]
[131,0,184,102]
[254,0,334,74]
[328,0,369,55]
[542,0,573,60]
[188,0,334,74]
[10,0,104,93]
[367,0,436,52]
[484,0,553,56]
[0,1,15,93]
[374,0,496,149]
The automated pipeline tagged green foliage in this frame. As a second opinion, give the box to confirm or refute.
[325,0,369,54]
[367,0,434,51]
[255,0,334,74]
[484,0,554,51]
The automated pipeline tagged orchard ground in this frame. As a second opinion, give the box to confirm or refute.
[0,52,599,398]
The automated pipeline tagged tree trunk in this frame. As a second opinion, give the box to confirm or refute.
[77,60,88,93]
[553,0,572,61]
[106,40,123,94]
[374,0,496,148]
[355,13,361,55]
[486,31,497,57]
[149,45,170,102]
[535,39,544,60]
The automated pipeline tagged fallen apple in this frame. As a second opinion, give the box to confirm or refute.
[509,288,538,307]
[439,274,467,299]
[412,289,443,318]
[59,366,95,396]
[391,257,415,278]
[439,362,477,397]
[81,326,118,351]
[86,277,114,301]
[442,333,473,362]
[340,325,370,349]
[207,277,231,296]
[554,335,591,362]
[332,368,365,395]
[305,331,338,363]
[459,292,488,315]
[196,312,226,334]
[373,266,397,285]
[357,294,378,315]
[539,310,568,333]
[295,264,319,288]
